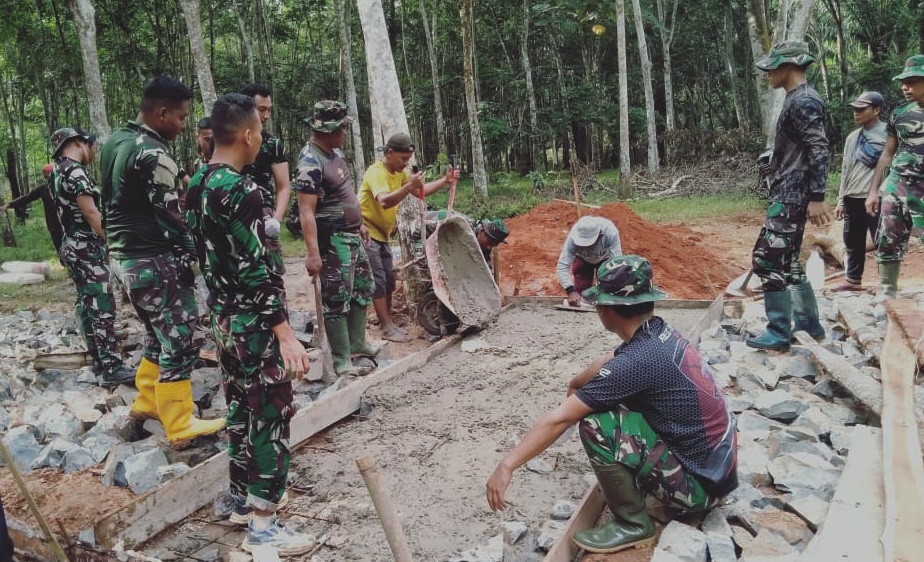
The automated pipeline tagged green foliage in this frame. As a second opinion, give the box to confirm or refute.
[0,204,56,262]
[629,193,764,223]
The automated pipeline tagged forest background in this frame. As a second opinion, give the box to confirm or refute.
[0,0,922,224]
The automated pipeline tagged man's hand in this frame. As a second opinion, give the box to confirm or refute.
[445,167,460,183]
[865,192,880,216]
[567,291,583,307]
[834,204,844,221]
[279,336,310,380]
[360,224,370,244]
[807,201,832,227]
[305,252,322,276]
[486,462,514,512]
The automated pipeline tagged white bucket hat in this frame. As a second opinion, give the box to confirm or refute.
[570,216,604,247]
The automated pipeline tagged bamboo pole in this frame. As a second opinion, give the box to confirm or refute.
[355,455,415,562]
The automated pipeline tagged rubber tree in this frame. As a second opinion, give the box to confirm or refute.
[616,0,631,178]
[629,0,659,172]
[419,0,448,160]
[337,0,365,182]
[461,0,488,197]
[521,0,543,172]
[65,0,110,142]
[179,0,217,113]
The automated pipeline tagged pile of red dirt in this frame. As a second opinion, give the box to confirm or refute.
[497,201,738,300]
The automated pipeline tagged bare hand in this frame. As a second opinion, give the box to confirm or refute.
[567,292,583,307]
[279,336,310,381]
[305,252,322,276]
[445,167,460,183]
[807,201,832,227]
[360,224,370,244]
[865,193,880,216]
[486,463,513,511]
[834,205,844,221]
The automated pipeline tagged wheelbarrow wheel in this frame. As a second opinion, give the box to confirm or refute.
[418,290,459,336]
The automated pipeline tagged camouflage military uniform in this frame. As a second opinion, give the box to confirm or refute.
[293,141,373,316]
[751,84,830,292]
[874,100,924,262]
[186,163,293,511]
[242,131,287,274]
[50,157,124,379]
[101,121,199,383]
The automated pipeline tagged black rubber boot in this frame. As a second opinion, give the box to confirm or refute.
[572,463,656,553]
[746,290,792,352]
[790,281,825,341]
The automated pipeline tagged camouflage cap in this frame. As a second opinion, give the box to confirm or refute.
[304,100,353,132]
[894,54,924,81]
[480,219,509,245]
[582,255,667,306]
[51,127,95,158]
[756,40,815,71]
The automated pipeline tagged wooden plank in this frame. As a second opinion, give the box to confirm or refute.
[797,425,884,561]
[837,304,883,365]
[542,484,605,562]
[880,302,924,562]
[503,295,712,310]
[686,292,724,346]
[793,331,883,416]
[93,332,465,550]
[885,298,924,373]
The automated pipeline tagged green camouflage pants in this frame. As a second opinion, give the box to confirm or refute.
[875,175,924,262]
[751,202,808,293]
[60,236,123,378]
[579,407,714,512]
[321,232,374,317]
[212,314,295,510]
[110,252,198,382]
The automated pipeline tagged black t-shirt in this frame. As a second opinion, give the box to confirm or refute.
[576,316,737,492]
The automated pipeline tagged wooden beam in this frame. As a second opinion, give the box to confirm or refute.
[93,332,465,550]
[793,331,883,416]
[502,295,713,310]
[542,484,605,562]
[686,292,724,346]
[885,298,924,372]
[797,425,884,561]
[880,302,924,562]
[837,305,883,365]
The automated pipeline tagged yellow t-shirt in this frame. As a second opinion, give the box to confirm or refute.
[359,160,408,242]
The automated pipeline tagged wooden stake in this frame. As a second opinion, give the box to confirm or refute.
[355,455,415,562]
[312,276,336,382]
[0,441,70,562]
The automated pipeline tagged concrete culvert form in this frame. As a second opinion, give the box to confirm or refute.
[425,215,501,328]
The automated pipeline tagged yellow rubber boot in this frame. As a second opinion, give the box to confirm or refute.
[130,358,160,421]
[155,380,226,449]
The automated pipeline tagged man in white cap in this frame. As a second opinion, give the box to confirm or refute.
[832,91,886,291]
[557,216,623,306]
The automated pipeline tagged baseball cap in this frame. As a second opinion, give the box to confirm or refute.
[756,40,815,71]
[894,54,924,81]
[51,127,96,158]
[304,100,353,132]
[582,255,667,306]
[570,216,607,247]
[385,133,415,153]
[848,91,884,108]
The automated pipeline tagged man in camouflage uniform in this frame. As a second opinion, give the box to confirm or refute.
[48,128,134,387]
[747,41,832,352]
[295,100,374,376]
[240,83,290,275]
[186,93,313,555]
[487,256,737,554]
[100,75,224,448]
[865,55,924,298]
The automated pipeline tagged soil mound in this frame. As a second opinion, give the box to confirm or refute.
[498,201,737,300]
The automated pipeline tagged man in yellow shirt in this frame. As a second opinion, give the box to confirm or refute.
[359,133,454,341]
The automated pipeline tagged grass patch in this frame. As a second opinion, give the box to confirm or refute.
[1,202,58,262]
[629,193,765,223]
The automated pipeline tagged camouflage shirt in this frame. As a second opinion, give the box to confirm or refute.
[100,121,194,261]
[292,141,362,233]
[49,156,102,241]
[886,100,924,180]
[241,131,286,210]
[185,163,287,331]
[768,84,830,206]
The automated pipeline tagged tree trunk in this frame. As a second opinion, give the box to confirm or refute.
[419,0,447,160]
[179,0,217,113]
[655,0,678,132]
[254,0,276,88]
[65,0,110,142]
[520,0,542,172]
[820,0,847,100]
[461,0,488,197]
[616,0,631,178]
[725,8,747,129]
[338,0,365,183]
[629,0,659,172]
[233,0,256,83]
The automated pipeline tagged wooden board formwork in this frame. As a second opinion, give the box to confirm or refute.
[503,295,714,311]
[880,300,924,562]
[541,292,724,562]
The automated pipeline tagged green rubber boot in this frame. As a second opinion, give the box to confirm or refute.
[746,290,792,352]
[324,315,360,376]
[348,305,385,357]
[879,261,901,298]
[572,463,655,553]
[790,281,825,341]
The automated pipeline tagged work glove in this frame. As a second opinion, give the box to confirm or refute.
[265,217,281,239]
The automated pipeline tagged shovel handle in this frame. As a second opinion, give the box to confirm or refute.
[447,154,457,214]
